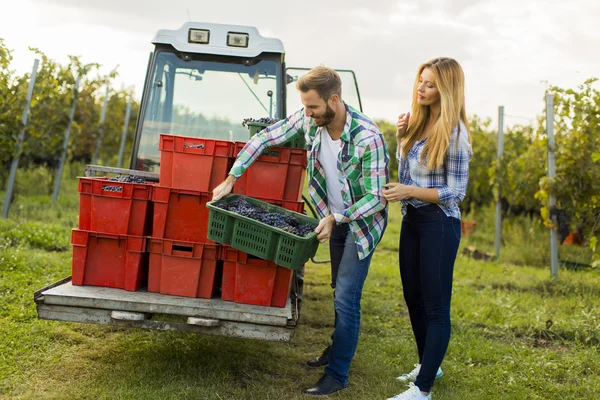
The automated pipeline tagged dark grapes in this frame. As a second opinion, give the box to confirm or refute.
[216,197,314,237]
[184,143,205,149]
[242,117,281,127]
[102,185,123,192]
[109,174,147,184]
[102,175,147,192]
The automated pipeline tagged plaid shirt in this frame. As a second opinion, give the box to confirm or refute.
[230,103,389,260]
[397,121,472,220]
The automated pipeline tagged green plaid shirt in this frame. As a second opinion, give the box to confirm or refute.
[230,103,389,260]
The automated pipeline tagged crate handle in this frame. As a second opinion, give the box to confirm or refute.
[180,138,207,154]
[259,149,282,161]
[172,244,193,253]
[184,142,205,149]
[261,150,280,158]
[171,244,194,257]
[100,184,124,195]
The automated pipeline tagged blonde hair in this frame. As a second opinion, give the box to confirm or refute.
[402,57,469,170]
[296,66,342,101]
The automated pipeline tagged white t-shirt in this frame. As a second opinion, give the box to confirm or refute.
[318,128,344,214]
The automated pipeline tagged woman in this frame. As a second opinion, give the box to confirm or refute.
[382,57,472,400]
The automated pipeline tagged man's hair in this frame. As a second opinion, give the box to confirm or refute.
[296,66,342,100]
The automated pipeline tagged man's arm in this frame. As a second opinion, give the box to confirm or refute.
[212,109,307,200]
[335,133,389,223]
[229,109,307,178]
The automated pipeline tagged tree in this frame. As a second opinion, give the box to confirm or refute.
[0,41,140,191]
[0,39,23,185]
[537,79,600,265]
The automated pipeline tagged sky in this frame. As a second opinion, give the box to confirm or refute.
[0,0,598,127]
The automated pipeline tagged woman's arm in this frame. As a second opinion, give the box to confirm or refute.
[382,183,439,203]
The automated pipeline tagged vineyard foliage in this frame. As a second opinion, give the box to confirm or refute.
[376,81,599,265]
[0,39,139,189]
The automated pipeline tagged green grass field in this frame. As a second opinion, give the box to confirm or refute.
[0,167,598,399]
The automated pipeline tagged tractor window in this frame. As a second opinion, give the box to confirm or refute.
[135,51,281,172]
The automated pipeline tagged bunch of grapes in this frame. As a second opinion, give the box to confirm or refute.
[242,117,281,127]
[184,143,205,149]
[109,175,147,184]
[102,175,147,192]
[216,197,315,237]
[102,185,123,193]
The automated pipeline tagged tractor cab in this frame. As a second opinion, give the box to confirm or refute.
[130,21,362,172]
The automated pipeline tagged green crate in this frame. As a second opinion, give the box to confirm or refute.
[247,122,268,137]
[206,194,319,270]
[247,122,306,149]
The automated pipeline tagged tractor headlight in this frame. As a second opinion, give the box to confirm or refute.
[188,29,210,44]
[227,32,249,48]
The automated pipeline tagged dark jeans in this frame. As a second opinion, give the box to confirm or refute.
[324,223,373,387]
[399,204,461,392]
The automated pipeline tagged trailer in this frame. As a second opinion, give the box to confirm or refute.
[35,21,362,342]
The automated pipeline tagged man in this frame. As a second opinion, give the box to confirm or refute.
[212,66,389,396]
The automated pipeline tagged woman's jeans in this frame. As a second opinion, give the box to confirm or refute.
[400,204,461,392]
[324,223,373,387]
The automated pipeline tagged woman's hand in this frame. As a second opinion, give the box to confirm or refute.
[382,182,413,203]
[396,112,411,139]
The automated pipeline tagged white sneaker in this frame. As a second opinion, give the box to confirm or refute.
[396,363,443,383]
[386,382,432,400]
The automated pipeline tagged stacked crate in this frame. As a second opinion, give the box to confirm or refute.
[147,134,233,298]
[72,177,154,291]
[70,128,309,308]
[219,141,308,307]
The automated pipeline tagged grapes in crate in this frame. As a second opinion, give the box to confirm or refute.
[242,117,281,127]
[216,197,314,237]
[110,174,147,184]
[102,174,147,192]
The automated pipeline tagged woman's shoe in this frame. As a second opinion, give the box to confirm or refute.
[396,364,443,383]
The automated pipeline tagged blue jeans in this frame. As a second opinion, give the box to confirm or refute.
[324,223,373,387]
[400,204,461,392]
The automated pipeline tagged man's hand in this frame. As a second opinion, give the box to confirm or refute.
[212,175,237,201]
[382,182,412,203]
[314,214,335,243]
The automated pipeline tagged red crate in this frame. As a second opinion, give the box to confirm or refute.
[221,246,292,308]
[159,134,235,192]
[147,238,220,298]
[232,142,307,202]
[78,177,154,236]
[71,229,147,291]
[152,186,213,243]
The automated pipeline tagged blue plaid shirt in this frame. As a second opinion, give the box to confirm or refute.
[397,121,472,220]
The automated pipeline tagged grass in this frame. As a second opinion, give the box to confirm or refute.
[0,166,599,399]
[461,206,594,269]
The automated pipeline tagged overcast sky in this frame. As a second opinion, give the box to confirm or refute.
[0,0,598,126]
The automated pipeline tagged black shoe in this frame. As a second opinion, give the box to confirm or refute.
[303,374,346,396]
[306,345,330,368]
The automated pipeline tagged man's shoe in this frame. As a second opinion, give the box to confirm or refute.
[306,345,330,368]
[396,363,443,383]
[303,374,346,396]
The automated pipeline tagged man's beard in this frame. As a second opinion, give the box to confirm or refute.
[313,104,336,127]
